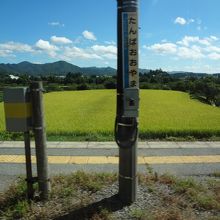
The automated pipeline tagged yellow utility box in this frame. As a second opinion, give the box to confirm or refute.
[3,88,32,132]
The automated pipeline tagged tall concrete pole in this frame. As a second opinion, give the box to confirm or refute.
[115,0,139,204]
[30,81,50,200]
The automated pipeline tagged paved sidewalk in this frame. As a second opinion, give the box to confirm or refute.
[0,141,219,148]
[1,141,220,192]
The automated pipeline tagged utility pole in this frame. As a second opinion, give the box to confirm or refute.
[30,82,50,200]
[115,0,139,203]
[3,87,35,200]
[24,130,34,199]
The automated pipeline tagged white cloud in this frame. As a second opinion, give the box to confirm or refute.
[0,50,13,57]
[147,43,177,54]
[197,39,210,46]
[145,34,220,62]
[35,39,59,57]
[92,45,117,54]
[91,45,117,60]
[174,17,195,26]
[33,39,117,62]
[177,36,198,46]
[208,53,220,60]
[102,53,117,60]
[210,35,218,41]
[48,21,64,27]
[177,36,211,47]
[0,41,34,57]
[60,46,102,61]
[104,41,116,45]
[50,36,72,44]
[58,44,117,62]
[177,46,204,59]
[146,37,206,60]
[174,17,187,25]
[205,45,220,53]
[35,39,58,51]
[82,30,97,41]
[0,41,33,52]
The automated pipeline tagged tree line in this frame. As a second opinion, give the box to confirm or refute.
[140,69,220,106]
[0,69,220,106]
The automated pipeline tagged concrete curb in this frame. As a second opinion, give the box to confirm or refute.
[0,141,219,149]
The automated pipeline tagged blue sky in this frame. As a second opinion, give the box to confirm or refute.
[1,0,220,73]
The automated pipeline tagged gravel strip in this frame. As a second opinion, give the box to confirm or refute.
[80,176,220,220]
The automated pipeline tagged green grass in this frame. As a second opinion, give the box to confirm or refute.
[0,91,3,102]
[0,172,117,219]
[0,89,220,140]
[1,172,219,219]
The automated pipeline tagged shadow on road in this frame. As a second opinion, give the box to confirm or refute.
[55,194,128,220]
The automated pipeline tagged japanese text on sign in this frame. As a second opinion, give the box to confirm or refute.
[122,12,138,88]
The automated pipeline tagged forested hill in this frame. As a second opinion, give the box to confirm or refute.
[0,61,117,76]
[0,60,219,77]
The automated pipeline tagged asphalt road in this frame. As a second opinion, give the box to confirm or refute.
[0,141,220,192]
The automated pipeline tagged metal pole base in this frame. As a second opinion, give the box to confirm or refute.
[119,175,137,204]
[118,142,137,204]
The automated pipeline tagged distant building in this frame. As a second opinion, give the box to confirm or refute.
[9,75,19,80]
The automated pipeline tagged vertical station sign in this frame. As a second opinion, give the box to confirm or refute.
[122,12,139,89]
[116,0,139,203]
[122,11,139,118]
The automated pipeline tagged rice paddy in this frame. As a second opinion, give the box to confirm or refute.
[0,89,220,140]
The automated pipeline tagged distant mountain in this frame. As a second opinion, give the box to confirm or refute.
[81,66,116,75]
[0,61,217,77]
[139,68,150,74]
[213,73,220,77]
[0,61,152,76]
[169,71,208,78]
[0,61,116,76]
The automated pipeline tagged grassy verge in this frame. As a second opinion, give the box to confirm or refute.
[1,171,219,219]
[0,91,3,102]
[0,171,118,219]
[137,172,220,220]
[0,131,220,141]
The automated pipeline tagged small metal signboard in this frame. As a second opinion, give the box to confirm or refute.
[3,88,32,132]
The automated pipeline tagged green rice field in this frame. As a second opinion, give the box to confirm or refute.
[0,89,220,140]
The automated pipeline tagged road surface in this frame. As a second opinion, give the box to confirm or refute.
[0,141,219,192]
